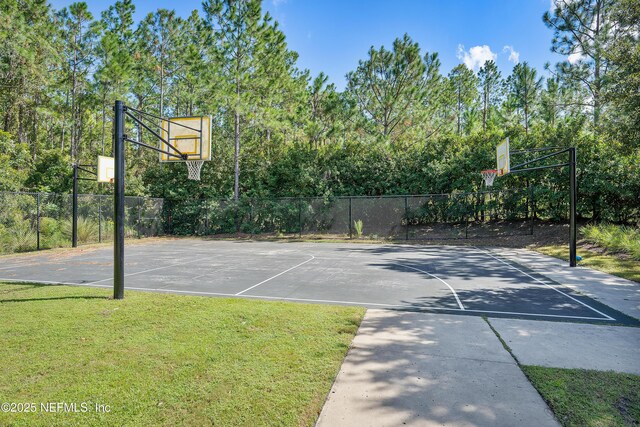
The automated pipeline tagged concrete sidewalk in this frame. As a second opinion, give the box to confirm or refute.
[317,310,559,427]
[489,318,640,374]
[488,247,640,320]
[317,249,640,426]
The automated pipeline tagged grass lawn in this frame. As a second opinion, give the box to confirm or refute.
[523,366,640,427]
[532,245,640,283]
[0,282,364,426]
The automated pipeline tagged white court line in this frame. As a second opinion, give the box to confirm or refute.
[0,278,615,320]
[85,258,209,285]
[397,263,465,310]
[472,246,615,321]
[0,263,37,271]
[235,255,315,295]
[120,289,614,320]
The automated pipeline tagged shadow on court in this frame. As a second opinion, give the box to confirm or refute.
[0,239,636,325]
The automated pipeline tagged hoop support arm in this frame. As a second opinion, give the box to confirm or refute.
[77,166,97,175]
[510,148,570,170]
[126,106,203,134]
[125,111,186,158]
[511,147,563,155]
[124,137,186,160]
[509,162,570,173]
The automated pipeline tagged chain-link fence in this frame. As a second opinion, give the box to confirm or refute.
[166,187,535,240]
[0,192,164,254]
[1,189,534,254]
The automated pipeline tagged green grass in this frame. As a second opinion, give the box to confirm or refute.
[582,224,640,261]
[532,245,640,283]
[0,283,364,426]
[523,366,640,427]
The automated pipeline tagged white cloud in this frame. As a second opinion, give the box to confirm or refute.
[568,52,585,64]
[456,44,497,71]
[272,0,287,6]
[503,45,520,64]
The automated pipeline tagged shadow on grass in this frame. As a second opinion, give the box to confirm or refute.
[0,295,110,303]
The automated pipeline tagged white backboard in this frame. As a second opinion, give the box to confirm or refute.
[97,156,115,183]
[160,116,211,162]
[496,138,510,176]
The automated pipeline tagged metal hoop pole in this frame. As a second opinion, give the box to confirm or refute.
[72,164,78,248]
[114,100,125,300]
[569,147,577,267]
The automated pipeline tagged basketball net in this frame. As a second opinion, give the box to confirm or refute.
[186,160,204,180]
[481,169,498,187]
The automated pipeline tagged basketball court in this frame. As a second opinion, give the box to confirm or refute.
[1,239,634,325]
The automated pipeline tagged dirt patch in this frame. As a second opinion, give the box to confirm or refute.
[198,220,574,248]
[615,396,637,426]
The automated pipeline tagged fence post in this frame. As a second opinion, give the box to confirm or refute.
[167,199,173,235]
[36,193,41,250]
[465,214,469,239]
[98,195,102,243]
[404,196,409,241]
[348,197,353,239]
[137,197,142,239]
[204,199,210,235]
[298,198,303,237]
[235,200,240,233]
[529,185,535,236]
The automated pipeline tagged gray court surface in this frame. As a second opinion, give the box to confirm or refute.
[0,239,633,324]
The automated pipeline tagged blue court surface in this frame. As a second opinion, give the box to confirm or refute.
[0,239,635,324]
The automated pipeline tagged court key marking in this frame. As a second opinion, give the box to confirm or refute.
[235,255,315,296]
[397,263,465,310]
[86,257,210,285]
[472,247,615,321]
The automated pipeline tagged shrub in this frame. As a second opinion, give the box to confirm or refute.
[1,221,37,253]
[62,216,99,244]
[582,224,640,260]
[354,219,363,238]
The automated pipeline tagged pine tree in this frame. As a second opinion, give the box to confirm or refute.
[307,73,340,149]
[420,52,450,140]
[602,0,640,147]
[346,34,427,144]
[137,9,184,117]
[0,0,58,156]
[477,60,502,132]
[57,2,97,161]
[447,64,478,135]
[95,0,135,154]
[203,0,283,200]
[508,62,542,135]
[543,0,617,128]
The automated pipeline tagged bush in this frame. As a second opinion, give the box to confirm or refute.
[582,224,640,260]
[39,217,68,249]
[354,219,363,238]
[1,221,37,253]
[62,216,99,244]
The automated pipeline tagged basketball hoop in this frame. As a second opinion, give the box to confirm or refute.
[186,160,204,180]
[481,169,498,187]
[159,115,211,181]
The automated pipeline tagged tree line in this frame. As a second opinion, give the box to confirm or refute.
[0,0,638,222]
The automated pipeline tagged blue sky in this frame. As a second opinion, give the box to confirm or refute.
[50,0,559,90]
